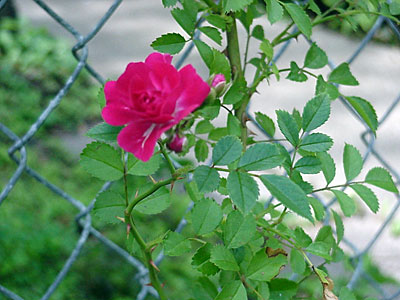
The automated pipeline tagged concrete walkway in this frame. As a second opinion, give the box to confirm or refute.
[15,0,400,284]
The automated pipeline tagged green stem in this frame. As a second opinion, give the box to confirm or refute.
[271,21,294,46]
[128,216,168,300]
[312,181,364,193]
[242,33,251,74]
[126,178,175,215]
[159,142,176,176]
[226,14,249,149]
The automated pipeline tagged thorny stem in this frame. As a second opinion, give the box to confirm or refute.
[122,160,169,300]
[226,13,250,149]
[127,216,168,300]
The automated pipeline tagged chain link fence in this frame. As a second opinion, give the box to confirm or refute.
[0,0,399,299]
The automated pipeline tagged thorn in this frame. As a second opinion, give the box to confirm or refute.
[161,282,165,288]
[135,189,139,198]
[170,181,175,192]
[149,175,157,184]
[126,223,131,239]
[150,246,157,253]
[145,283,153,287]
[115,216,125,223]
[150,260,160,272]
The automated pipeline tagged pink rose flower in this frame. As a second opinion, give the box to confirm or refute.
[102,52,210,161]
[167,134,186,153]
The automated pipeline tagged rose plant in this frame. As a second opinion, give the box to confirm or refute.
[81,0,400,299]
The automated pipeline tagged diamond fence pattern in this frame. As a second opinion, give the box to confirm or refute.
[0,0,399,299]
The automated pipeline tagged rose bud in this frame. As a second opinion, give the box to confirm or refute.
[167,134,186,153]
[101,52,210,162]
[211,73,226,96]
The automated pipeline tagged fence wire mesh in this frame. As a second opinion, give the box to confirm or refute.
[0,0,399,299]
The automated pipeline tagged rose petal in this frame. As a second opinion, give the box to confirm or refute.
[173,64,210,121]
[101,105,138,126]
[145,52,173,66]
[117,121,173,162]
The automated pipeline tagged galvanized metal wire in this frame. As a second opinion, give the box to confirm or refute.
[1,0,399,299]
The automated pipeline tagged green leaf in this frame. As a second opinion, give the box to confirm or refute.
[151,33,186,54]
[317,152,336,185]
[194,40,213,69]
[135,186,171,214]
[212,136,242,165]
[199,104,220,120]
[223,210,256,248]
[127,153,161,176]
[260,38,274,62]
[86,122,122,143]
[283,3,312,39]
[171,8,196,36]
[339,287,357,300]
[331,209,344,244]
[294,156,321,174]
[238,143,284,171]
[328,63,359,86]
[246,250,287,281]
[264,0,284,24]
[300,133,333,152]
[251,25,264,40]
[80,142,123,181]
[194,166,221,193]
[302,94,331,132]
[350,184,379,213]
[210,49,231,82]
[308,197,325,221]
[93,190,125,224]
[199,26,222,45]
[315,75,339,100]
[294,227,312,247]
[276,110,300,146]
[260,175,313,221]
[223,77,246,105]
[97,85,106,109]
[345,96,378,134]
[222,0,253,13]
[163,231,191,256]
[192,198,223,235]
[292,108,303,131]
[304,42,328,69]
[287,61,307,82]
[365,167,398,193]
[192,244,219,275]
[209,127,228,141]
[227,114,241,137]
[210,245,239,271]
[215,281,247,300]
[331,189,356,217]
[305,241,332,260]
[390,0,400,14]
[257,283,270,300]
[343,143,363,181]
[205,14,227,31]
[269,279,298,299]
[196,120,214,134]
[290,249,306,274]
[162,0,177,7]
[196,277,218,299]
[227,171,259,215]
[308,0,321,15]
[195,139,209,162]
[255,112,275,137]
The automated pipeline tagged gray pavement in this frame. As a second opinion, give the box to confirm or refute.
[15,0,400,283]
